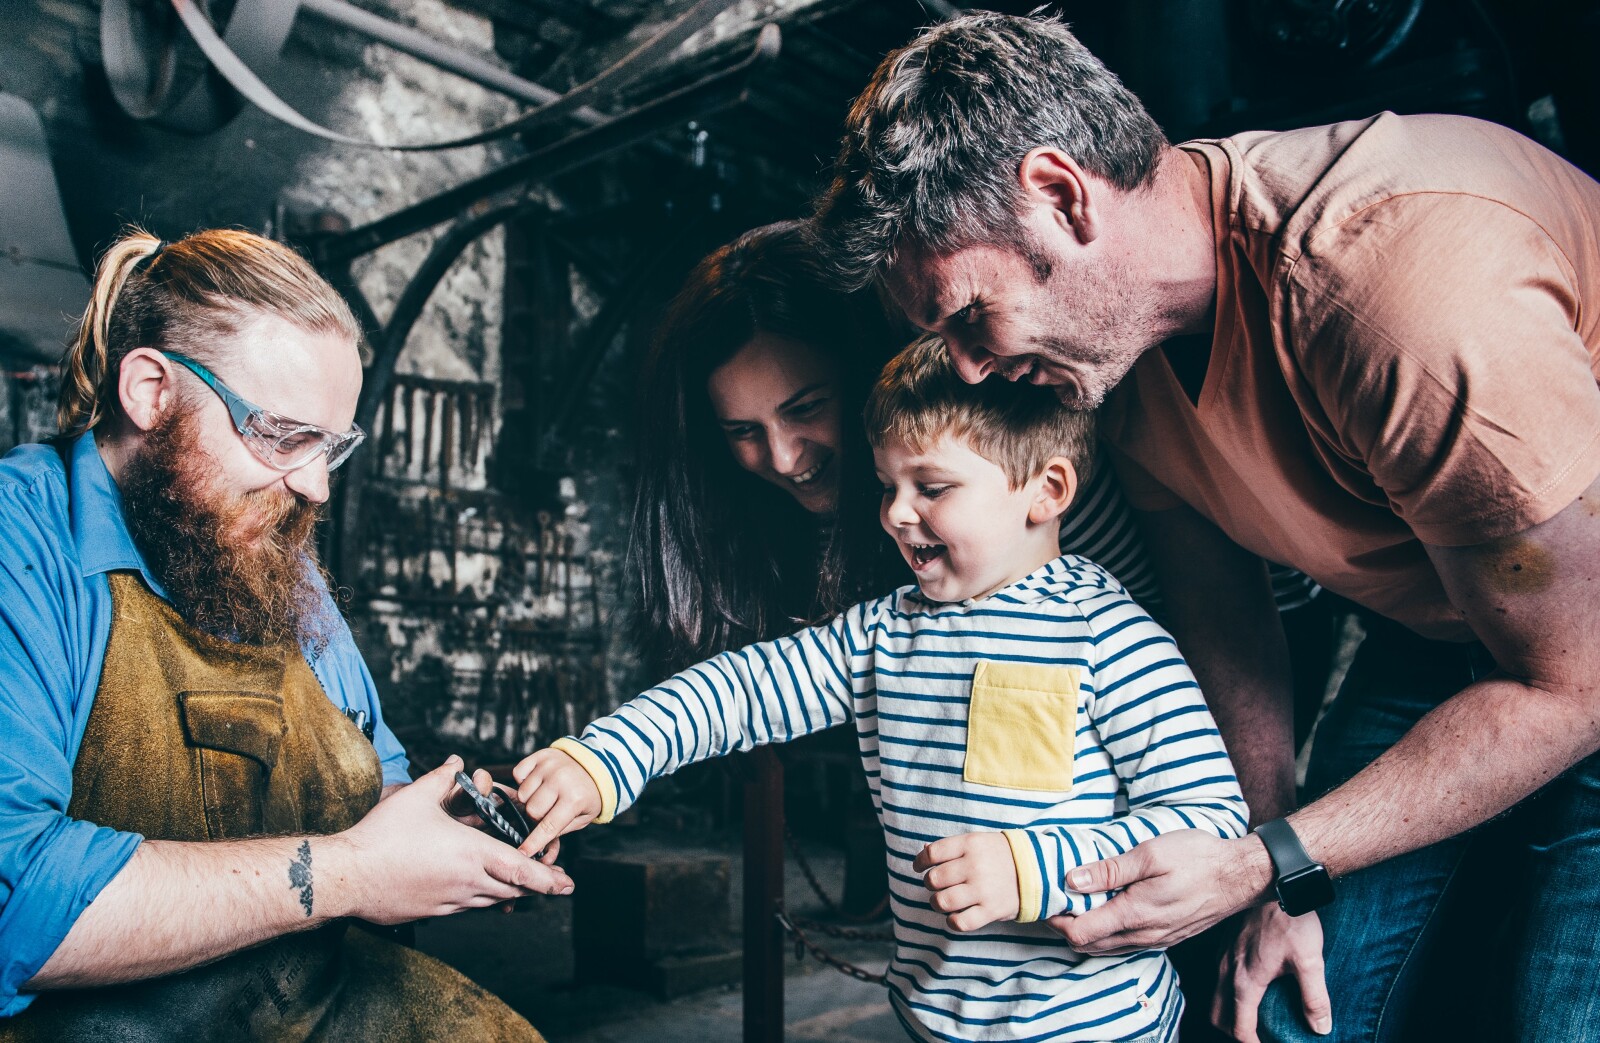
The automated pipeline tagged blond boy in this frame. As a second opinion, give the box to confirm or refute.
[513,338,1247,1042]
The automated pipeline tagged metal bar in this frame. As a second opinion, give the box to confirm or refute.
[313,24,779,266]
[744,747,785,1043]
[298,0,606,118]
[535,222,693,459]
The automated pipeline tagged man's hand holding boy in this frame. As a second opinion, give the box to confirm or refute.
[512,747,605,859]
[916,832,1020,931]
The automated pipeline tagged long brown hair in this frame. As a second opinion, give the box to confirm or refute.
[631,221,906,669]
[59,226,359,436]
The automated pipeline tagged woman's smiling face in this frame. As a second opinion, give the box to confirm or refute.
[707,331,843,515]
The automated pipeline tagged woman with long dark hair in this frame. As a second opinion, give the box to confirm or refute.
[630,220,904,670]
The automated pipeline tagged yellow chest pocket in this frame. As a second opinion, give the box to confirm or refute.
[963,661,1080,793]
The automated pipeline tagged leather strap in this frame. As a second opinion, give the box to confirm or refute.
[159,0,736,151]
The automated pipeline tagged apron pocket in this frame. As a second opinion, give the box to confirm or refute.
[963,661,1079,792]
[179,691,287,839]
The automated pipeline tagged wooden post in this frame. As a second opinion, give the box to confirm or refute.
[743,746,784,1043]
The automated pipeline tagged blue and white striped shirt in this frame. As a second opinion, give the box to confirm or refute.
[560,555,1247,1042]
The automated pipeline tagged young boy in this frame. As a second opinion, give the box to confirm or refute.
[513,337,1247,1042]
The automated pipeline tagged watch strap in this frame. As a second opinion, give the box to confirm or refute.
[1254,817,1315,877]
[1254,817,1334,916]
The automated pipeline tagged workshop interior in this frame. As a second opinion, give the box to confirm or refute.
[3,1,1598,1040]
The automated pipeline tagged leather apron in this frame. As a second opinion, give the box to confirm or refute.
[2,572,539,1042]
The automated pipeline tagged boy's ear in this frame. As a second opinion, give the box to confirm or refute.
[1028,457,1078,525]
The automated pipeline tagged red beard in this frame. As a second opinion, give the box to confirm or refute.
[118,409,333,649]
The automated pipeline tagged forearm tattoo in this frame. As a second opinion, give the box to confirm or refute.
[288,841,314,917]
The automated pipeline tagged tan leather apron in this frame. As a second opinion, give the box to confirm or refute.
[2,573,539,1042]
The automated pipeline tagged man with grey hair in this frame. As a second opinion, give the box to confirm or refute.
[815,11,1600,1043]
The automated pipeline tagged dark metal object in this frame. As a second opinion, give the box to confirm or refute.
[453,771,534,848]
[774,907,890,986]
[1252,0,1426,67]
[298,0,600,114]
[783,825,890,924]
[100,0,297,134]
[342,707,375,741]
[533,223,697,461]
[332,202,523,579]
[744,747,785,1043]
[573,851,741,998]
[313,24,780,265]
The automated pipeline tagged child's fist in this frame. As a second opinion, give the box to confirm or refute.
[512,747,604,858]
[914,832,1020,932]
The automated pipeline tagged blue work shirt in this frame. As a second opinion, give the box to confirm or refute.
[0,433,410,1016]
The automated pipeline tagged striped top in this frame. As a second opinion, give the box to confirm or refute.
[1066,448,1322,612]
[558,555,1247,1043]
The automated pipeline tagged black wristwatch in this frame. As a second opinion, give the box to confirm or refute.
[1253,818,1334,916]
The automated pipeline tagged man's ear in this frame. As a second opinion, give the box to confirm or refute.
[1028,456,1079,526]
[1019,147,1100,246]
[117,348,179,433]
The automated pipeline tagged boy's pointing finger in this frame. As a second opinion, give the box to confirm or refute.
[913,836,960,873]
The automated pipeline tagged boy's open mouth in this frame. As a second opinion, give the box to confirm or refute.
[909,543,946,570]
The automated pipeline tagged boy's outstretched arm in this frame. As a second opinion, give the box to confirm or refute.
[511,602,877,857]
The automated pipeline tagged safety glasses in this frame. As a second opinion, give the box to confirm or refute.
[162,352,366,473]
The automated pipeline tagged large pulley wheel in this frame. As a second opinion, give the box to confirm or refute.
[1251,0,1427,69]
[100,0,297,135]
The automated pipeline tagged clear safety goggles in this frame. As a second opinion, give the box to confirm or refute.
[162,352,366,473]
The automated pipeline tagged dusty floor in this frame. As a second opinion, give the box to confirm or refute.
[414,828,905,1042]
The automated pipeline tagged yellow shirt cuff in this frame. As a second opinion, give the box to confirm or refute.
[1003,828,1043,923]
[551,737,618,824]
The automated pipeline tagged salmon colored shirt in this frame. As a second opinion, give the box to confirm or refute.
[1101,113,1600,641]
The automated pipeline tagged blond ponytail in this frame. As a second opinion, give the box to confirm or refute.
[58,230,163,436]
[55,226,359,437]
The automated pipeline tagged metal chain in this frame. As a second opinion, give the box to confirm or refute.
[774,904,889,986]
[782,824,891,924]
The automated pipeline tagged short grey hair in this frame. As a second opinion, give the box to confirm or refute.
[812,12,1167,290]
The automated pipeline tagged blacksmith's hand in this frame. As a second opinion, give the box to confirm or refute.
[330,756,574,925]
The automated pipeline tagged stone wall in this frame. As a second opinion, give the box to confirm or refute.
[3,0,639,766]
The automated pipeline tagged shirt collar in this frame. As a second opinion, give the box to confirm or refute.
[906,555,1079,610]
[69,431,171,600]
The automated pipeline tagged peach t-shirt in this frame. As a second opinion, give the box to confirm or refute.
[1101,113,1600,641]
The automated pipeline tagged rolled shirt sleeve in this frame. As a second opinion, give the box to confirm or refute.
[0,483,141,1015]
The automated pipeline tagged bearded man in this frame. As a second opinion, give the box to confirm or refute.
[0,228,569,1040]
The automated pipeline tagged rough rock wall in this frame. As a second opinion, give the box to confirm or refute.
[2,0,627,766]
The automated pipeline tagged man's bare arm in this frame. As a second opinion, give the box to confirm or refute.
[26,757,574,990]
[29,834,343,988]
[1062,474,1600,955]
[1288,475,1600,875]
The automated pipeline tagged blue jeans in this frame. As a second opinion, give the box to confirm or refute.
[1259,615,1600,1042]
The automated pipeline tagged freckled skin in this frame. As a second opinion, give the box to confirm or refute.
[1476,537,1558,596]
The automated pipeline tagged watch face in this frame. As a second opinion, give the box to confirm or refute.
[1277,865,1335,916]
